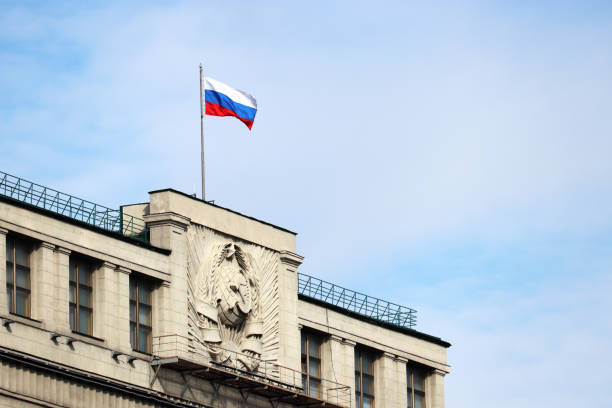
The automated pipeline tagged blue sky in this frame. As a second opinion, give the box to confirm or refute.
[2,1,612,406]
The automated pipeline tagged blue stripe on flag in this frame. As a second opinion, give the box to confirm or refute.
[204,90,257,122]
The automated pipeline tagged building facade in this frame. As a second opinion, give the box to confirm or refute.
[0,170,450,408]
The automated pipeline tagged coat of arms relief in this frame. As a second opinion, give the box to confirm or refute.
[186,225,280,371]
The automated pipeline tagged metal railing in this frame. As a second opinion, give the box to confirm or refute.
[298,273,417,329]
[0,171,148,243]
[153,334,351,407]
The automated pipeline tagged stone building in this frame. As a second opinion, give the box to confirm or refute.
[0,170,450,408]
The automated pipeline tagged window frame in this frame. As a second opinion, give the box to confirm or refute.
[5,236,32,317]
[407,364,427,408]
[130,275,153,354]
[301,330,323,397]
[69,256,94,335]
[355,347,375,408]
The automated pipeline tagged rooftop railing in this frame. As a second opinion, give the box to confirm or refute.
[298,273,417,329]
[0,170,148,244]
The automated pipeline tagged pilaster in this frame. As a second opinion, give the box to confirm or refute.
[94,261,117,345]
[33,242,56,327]
[54,247,71,332]
[0,228,7,315]
[116,266,132,351]
[144,212,190,341]
[327,334,356,405]
[429,369,446,408]
[374,352,402,407]
[396,356,409,408]
[278,250,303,372]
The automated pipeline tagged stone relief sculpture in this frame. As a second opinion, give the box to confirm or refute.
[186,225,279,372]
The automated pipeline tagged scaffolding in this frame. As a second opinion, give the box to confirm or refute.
[152,334,351,408]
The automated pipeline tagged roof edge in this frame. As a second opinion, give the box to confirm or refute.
[298,294,452,348]
[148,188,297,235]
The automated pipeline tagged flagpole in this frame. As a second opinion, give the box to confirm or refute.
[199,63,205,201]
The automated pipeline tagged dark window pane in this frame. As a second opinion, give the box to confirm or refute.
[5,240,12,261]
[69,304,76,331]
[362,352,374,374]
[15,289,29,316]
[138,284,151,304]
[138,304,151,326]
[301,333,306,354]
[309,358,320,377]
[407,390,413,408]
[79,308,92,334]
[413,371,424,391]
[415,393,425,408]
[78,287,92,307]
[130,322,136,349]
[69,285,76,303]
[308,335,320,357]
[355,351,359,369]
[129,280,136,300]
[15,266,29,289]
[355,373,360,391]
[139,326,151,352]
[362,374,374,394]
[309,378,321,397]
[6,262,13,283]
[69,259,76,281]
[6,287,12,311]
[130,302,136,322]
[355,394,361,408]
[78,262,91,285]
[15,243,29,266]
[363,395,374,408]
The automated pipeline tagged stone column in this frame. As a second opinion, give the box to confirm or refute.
[0,228,7,315]
[278,250,303,372]
[396,356,409,408]
[116,266,132,352]
[94,261,117,344]
[32,242,56,326]
[54,247,71,333]
[144,212,190,343]
[374,352,403,407]
[325,335,356,407]
[428,369,446,408]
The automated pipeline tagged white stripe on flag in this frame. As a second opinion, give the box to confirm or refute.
[204,77,257,109]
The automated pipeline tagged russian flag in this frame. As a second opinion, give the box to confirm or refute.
[204,77,257,130]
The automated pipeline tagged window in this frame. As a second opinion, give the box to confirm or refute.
[355,348,375,408]
[130,276,152,353]
[407,365,426,408]
[5,236,32,316]
[69,257,93,335]
[301,331,322,397]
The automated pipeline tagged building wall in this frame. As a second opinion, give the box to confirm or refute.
[0,189,450,408]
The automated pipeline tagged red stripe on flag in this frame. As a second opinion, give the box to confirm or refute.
[205,102,254,130]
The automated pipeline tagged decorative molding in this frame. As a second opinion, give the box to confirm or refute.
[279,250,303,268]
[40,242,56,250]
[101,261,117,270]
[144,212,191,231]
[383,351,397,360]
[0,227,8,235]
[434,369,447,377]
[116,266,131,275]
[395,355,409,364]
[55,247,72,256]
[330,334,356,347]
